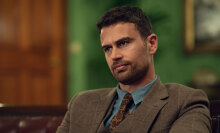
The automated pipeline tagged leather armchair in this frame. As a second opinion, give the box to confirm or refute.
[0,106,66,133]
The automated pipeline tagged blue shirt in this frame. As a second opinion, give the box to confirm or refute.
[104,76,158,128]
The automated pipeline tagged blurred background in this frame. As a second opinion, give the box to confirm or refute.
[0,0,219,106]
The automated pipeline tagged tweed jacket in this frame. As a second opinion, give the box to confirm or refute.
[56,79,211,133]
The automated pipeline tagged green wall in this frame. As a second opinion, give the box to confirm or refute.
[67,0,220,100]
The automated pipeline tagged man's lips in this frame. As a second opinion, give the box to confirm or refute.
[112,64,128,72]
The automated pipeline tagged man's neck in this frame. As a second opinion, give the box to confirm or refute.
[119,74,155,93]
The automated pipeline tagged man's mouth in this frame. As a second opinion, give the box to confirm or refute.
[112,64,128,72]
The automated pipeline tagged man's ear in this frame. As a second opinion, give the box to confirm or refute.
[146,34,158,54]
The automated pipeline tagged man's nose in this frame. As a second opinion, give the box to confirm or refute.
[111,48,122,60]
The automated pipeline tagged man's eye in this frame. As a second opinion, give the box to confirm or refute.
[104,47,111,52]
[119,41,128,46]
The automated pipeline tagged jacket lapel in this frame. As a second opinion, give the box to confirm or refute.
[91,88,117,132]
[113,79,169,133]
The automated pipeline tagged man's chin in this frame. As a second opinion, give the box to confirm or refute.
[113,70,147,85]
[118,78,135,85]
[113,74,133,85]
[113,71,127,79]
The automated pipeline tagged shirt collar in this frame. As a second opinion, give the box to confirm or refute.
[116,76,158,105]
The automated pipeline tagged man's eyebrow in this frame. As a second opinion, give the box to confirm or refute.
[101,37,134,49]
[115,37,134,44]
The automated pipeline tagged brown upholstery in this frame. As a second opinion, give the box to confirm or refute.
[0,101,219,133]
[0,106,66,133]
[210,101,220,133]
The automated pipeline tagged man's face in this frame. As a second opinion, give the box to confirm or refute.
[100,22,152,85]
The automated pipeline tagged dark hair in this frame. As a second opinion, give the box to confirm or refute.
[96,6,153,39]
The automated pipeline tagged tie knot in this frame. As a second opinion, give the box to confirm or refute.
[123,93,133,103]
[120,93,133,110]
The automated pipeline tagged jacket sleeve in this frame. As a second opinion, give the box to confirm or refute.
[56,94,79,133]
[169,89,211,133]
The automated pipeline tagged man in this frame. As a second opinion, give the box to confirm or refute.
[57,6,211,133]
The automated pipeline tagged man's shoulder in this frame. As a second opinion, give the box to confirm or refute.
[162,82,208,103]
[77,88,114,97]
[163,82,205,93]
[69,88,115,103]
[164,82,196,92]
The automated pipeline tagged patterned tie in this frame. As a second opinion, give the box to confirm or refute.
[108,93,133,131]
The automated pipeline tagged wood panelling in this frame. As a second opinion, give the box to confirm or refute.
[0,0,66,105]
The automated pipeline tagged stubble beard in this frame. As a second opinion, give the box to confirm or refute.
[111,62,149,85]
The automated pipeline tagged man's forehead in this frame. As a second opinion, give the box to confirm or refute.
[100,22,138,45]
[100,22,136,33]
